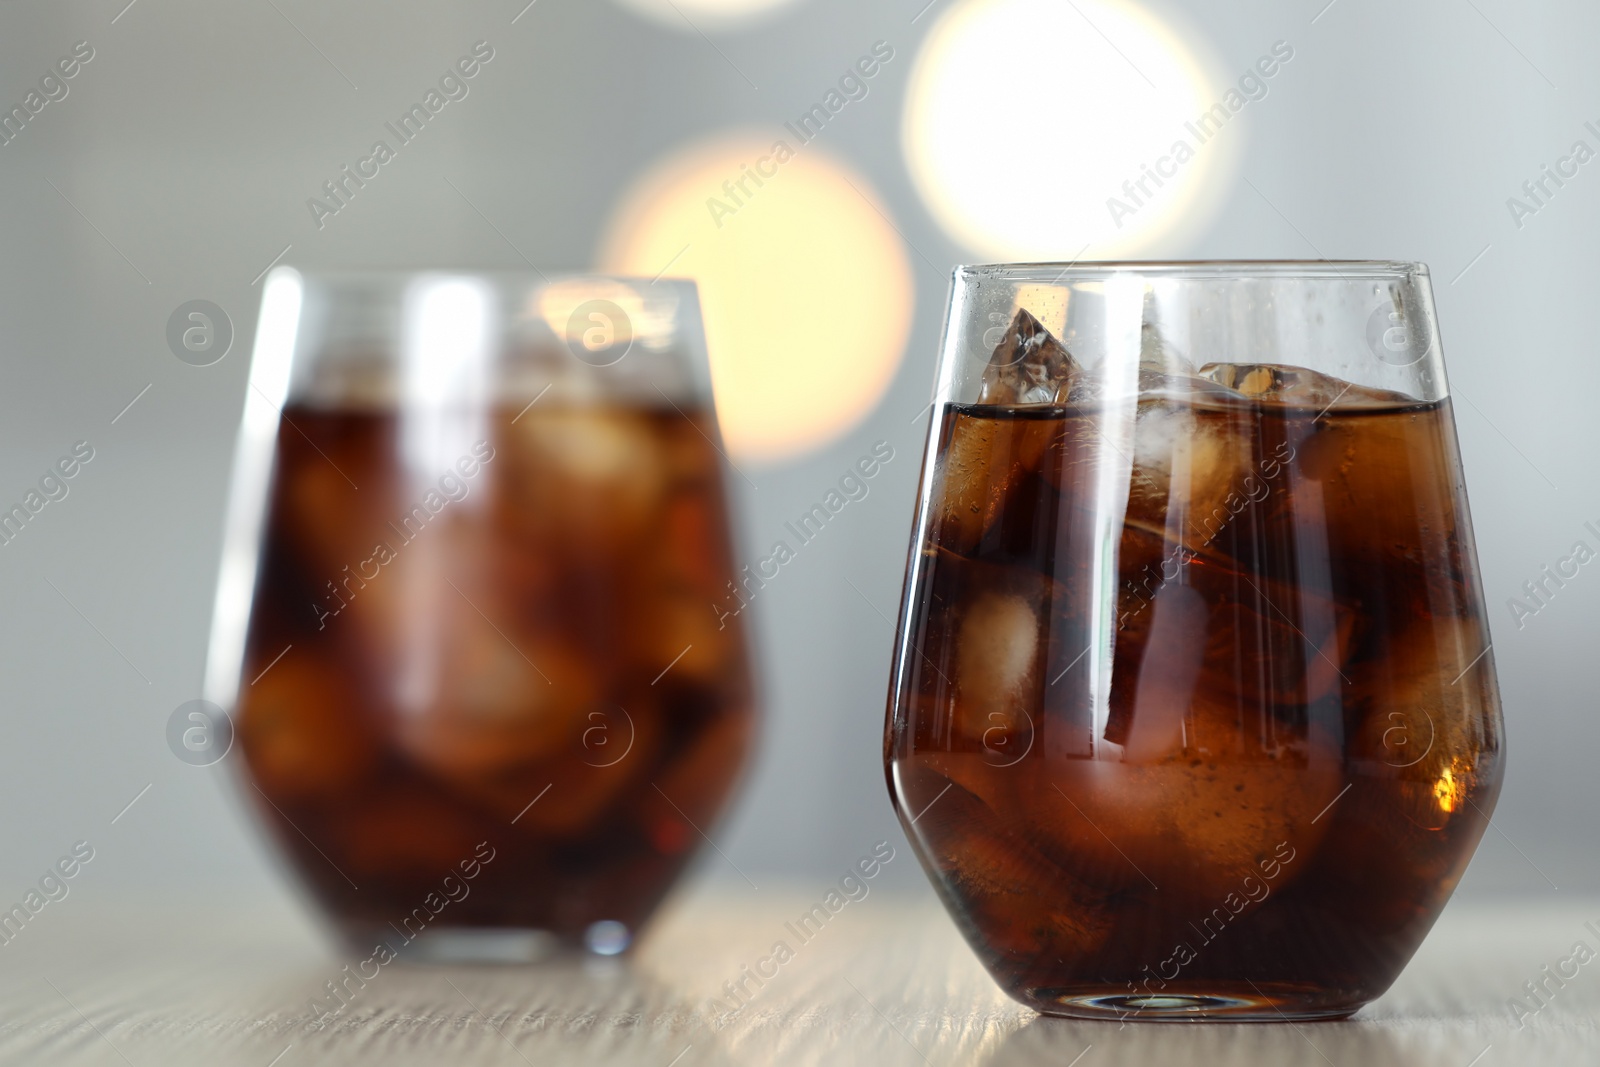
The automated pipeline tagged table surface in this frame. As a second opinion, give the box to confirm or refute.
[0,887,1594,1066]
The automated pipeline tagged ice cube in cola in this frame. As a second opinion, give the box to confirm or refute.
[888,308,1503,1019]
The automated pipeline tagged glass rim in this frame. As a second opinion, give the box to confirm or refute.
[272,266,693,286]
[955,260,1428,281]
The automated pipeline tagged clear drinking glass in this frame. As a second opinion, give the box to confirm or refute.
[884,262,1503,1020]
[206,270,755,961]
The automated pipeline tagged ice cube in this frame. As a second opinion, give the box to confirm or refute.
[1063,306,1259,550]
[901,757,1111,958]
[951,589,1045,765]
[393,607,601,790]
[512,707,663,837]
[1290,395,1464,582]
[931,409,1059,554]
[957,592,1043,707]
[278,437,407,618]
[626,589,740,689]
[1198,363,1414,407]
[239,650,378,801]
[1031,549,1354,895]
[1136,294,1197,380]
[1125,394,1255,555]
[1312,618,1501,933]
[623,493,747,689]
[1020,708,1341,901]
[509,409,661,492]
[275,436,473,690]
[384,570,676,832]
[979,308,1083,405]
[1348,615,1500,806]
[1110,546,1356,731]
[913,549,1077,755]
[1155,739,1339,893]
[501,409,667,556]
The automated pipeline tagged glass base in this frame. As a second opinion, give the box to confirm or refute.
[342,921,635,964]
[1026,984,1362,1022]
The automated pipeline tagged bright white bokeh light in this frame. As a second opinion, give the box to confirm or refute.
[903,0,1232,261]
[611,0,801,31]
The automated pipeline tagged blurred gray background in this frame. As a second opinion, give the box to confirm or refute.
[0,0,1591,922]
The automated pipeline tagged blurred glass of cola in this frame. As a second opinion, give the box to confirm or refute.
[207,271,755,960]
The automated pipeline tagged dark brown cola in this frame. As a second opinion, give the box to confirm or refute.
[887,378,1504,1019]
[235,404,753,956]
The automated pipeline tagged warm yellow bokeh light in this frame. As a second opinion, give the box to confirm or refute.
[600,134,914,463]
[611,0,801,30]
[903,0,1232,261]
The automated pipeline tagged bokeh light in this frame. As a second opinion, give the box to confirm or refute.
[903,0,1232,261]
[611,0,802,31]
[601,134,914,464]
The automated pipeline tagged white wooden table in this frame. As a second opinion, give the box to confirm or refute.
[0,887,1593,1065]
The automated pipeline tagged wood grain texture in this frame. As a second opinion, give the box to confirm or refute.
[0,887,1593,1066]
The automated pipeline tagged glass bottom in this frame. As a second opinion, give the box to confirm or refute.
[342,920,635,964]
[1026,983,1361,1022]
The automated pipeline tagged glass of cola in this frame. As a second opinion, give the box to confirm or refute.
[206,270,754,961]
[885,262,1503,1020]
